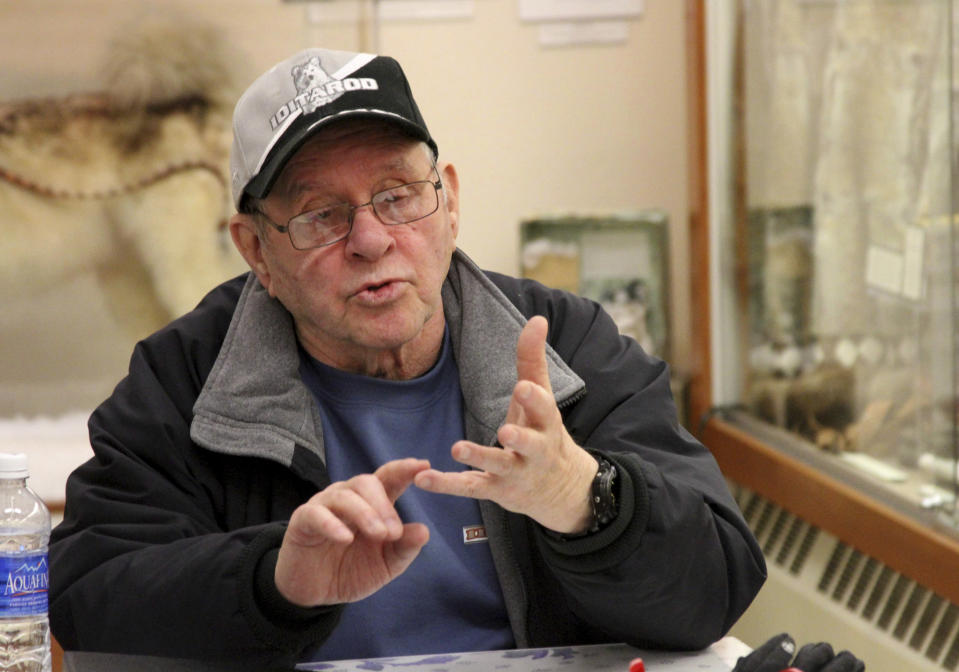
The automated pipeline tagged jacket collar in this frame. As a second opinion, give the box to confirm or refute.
[190,250,584,467]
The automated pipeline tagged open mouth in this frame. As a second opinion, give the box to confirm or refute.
[354,279,404,304]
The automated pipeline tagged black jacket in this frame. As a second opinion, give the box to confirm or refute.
[50,251,765,669]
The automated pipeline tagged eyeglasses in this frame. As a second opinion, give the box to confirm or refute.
[254,166,444,250]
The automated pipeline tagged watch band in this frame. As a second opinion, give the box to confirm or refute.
[589,457,618,533]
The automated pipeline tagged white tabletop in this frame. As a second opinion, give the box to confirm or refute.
[66,639,750,672]
[295,638,750,671]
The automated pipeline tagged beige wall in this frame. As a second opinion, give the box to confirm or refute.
[0,0,691,391]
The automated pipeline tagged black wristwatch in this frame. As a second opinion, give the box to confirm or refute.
[588,457,619,533]
[549,456,619,540]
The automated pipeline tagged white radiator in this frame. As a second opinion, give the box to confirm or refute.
[728,484,958,672]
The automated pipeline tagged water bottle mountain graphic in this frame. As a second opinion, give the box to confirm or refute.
[13,558,46,575]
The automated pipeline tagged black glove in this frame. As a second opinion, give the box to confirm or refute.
[732,633,865,672]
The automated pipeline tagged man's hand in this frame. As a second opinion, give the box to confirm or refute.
[275,458,431,607]
[415,316,598,535]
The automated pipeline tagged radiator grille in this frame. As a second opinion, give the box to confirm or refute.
[732,485,959,670]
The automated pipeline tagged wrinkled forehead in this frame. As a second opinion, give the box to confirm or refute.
[271,120,435,201]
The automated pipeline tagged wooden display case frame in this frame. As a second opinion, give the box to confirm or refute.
[683,0,959,607]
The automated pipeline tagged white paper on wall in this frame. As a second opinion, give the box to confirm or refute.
[379,0,474,20]
[306,0,474,23]
[519,0,643,22]
[538,20,630,47]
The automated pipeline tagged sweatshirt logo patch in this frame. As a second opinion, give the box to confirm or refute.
[462,524,488,544]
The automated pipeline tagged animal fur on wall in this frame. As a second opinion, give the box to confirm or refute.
[0,14,247,343]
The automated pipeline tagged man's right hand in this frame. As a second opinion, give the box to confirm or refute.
[274,458,431,607]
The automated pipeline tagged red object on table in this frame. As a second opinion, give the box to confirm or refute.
[628,658,645,672]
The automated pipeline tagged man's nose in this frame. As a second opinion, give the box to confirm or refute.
[344,205,394,259]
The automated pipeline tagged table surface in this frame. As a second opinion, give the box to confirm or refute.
[63,638,750,672]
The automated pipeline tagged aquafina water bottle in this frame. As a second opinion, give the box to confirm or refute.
[0,453,51,672]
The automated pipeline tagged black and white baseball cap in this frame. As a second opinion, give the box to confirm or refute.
[230,48,437,210]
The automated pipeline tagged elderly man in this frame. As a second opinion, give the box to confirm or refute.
[49,48,765,668]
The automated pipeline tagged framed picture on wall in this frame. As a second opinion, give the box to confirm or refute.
[520,210,670,360]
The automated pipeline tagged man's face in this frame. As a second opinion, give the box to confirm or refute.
[231,121,460,377]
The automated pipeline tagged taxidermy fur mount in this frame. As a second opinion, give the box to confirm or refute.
[0,13,248,341]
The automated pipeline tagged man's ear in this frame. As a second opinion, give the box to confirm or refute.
[439,161,460,238]
[229,213,273,291]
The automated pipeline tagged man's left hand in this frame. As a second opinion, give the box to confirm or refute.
[415,315,598,535]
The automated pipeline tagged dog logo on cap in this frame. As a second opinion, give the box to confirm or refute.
[270,55,379,130]
[291,56,334,107]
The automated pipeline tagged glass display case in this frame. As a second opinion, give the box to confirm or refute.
[687,0,959,618]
